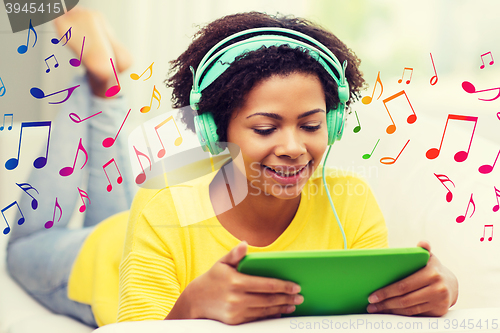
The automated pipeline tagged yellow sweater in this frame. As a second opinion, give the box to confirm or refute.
[68,167,388,326]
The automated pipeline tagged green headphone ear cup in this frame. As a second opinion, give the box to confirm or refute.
[327,104,345,145]
[195,112,223,155]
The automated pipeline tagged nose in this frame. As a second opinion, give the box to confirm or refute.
[274,128,307,159]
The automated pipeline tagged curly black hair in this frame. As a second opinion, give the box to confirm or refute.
[166,12,365,142]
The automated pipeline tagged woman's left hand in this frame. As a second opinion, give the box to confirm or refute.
[366,241,458,316]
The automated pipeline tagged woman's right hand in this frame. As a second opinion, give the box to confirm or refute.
[166,241,304,325]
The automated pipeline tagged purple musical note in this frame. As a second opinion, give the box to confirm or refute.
[30,85,80,104]
[16,182,39,210]
[2,201,25,235]
[5,121,51,170]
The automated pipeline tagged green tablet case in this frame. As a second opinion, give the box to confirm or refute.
[237,247,429,316]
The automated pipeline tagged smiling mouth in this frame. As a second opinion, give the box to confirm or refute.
[263,161,311,177]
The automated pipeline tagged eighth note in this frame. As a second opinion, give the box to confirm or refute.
[0,76,6,97]
[0,113,13,131]
[398,67,413,84]
[60,138,88,177]
[44,54,59,73]
[462,81,500,102]
[102,109,131,148]
[69,111,102,124]
[45,198,62,229]
[130,62,154,81]
[30,85,80,104]
[480,51,494,69]
[456,193,475,223]
[17,19,37,54]
[133,146,152,185]
[362,71,383,105]
[480,225,493,242]
[478,149,499,174]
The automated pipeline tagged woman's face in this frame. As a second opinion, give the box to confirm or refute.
[226,72,328,200]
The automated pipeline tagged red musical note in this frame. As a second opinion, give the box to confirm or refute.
[0,113,13,131]
[493,186,500,213]
[103,158,123,192]
[69,36,85,67]
[105,58,121,97]
[479,150,499,174]
[59,138,88,177]
[155,116,183,158]
[362,139,380,160]
[456,193,475,223]
[1,201,25,235]
[479,52,494,69]
[69,111,102,124]
[380,139,410,165]
[44,54,59,73]
[430,53,438,86]
[140,85,161,113]
[77,187,90,213]
[30,85,80,104]
[51,27,72,46]
[426,114,478,162]
[102,109,131,148]
[480,225,494,242]
[462,81,500,101]
[382,90,417,134]
[45,198,62,229]
[16,182,39,210]
[362,71,383,105]
[17,19,37,54]
[5,121,51,170]
[130,62,154,81]
[398,67,413,84]
[434,173,455,203]
[133,146,152,185]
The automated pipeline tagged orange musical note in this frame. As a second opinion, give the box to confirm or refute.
[353,111,361,133]
[16,182,39,210]
[44,54,59,73]
[398,67,413,84]
[69,36,85,67]
[493,186,500,213]
[362,71,383,105]
[434,173,455,203]
[133,146,152,185]
[51,27,72,46]
[103,158,123,192]
[362,139,380,160]
[1,201,25,235]
[480,225,493,242]
[430,53,438,86]
[382,90,417,134]
[77,187,90,213]
[130,62,154,81]
[30,85,80,104]
[426,114,478,162]
[105,58,121,97]
[456,193,475,223]
[479,150,499,174]
[102,109,131,148]
[17,19,37,54]
[5,121,51,170]
[380,139,410,165]
[69,111,102,123]
[480,51,494,69]
[0,113,13,131]
[462,81,500,101]
[140,85,161,113]
[60,138,88,177]
[45,198,62,229]
[155,116,183,158]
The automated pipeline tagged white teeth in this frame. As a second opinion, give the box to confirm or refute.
[267,165,306,177]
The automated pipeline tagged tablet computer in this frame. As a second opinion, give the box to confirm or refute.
[237,247,429,316]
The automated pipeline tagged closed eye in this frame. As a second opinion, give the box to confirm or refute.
[302,124,321,132]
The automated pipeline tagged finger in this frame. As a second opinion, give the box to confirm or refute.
[368,284,435,313]
[245,303,297,319]
[236,273,301,295]
[376,302,433,316]
[417,240,432,253]
[220,241,248,268]
[246,292,304,309]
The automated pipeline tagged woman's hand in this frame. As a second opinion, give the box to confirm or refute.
[366,241,458,316]
[166,241,304,325]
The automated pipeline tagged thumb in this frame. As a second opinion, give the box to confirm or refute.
[220,241,248,268]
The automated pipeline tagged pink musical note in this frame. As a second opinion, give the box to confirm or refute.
[5,121,51,170]
[362,139,380,160]
[493,186,500,213]
[480,52,494,69]
[382,90,417,134]
[462,81,500,101]
[17,19,37,54]
[51,27,72,46]
[105,58,121,97]
[133,146,152,185]
[69,111,102,124]
[434,173,455,203]
[69,36,85,67]
[426,114,478,162]
[430,53,438,86]
[0,113,13,131]
[44,54,59,73]
[480,225,494,242]
[59,138,88,177]
[140,85,161,113]
[362,71,383,105]
[130,62,154,81]
[398,67,413,84]
[155,116,183,158]
[102,109,131,148]
[30,85,80,104]
[77,187,90,213]
[497,112,500,121]
[456,193,475,223]
[380,140,410,165]
[16,182,39,210]
[1,201,25,235]
[479,150,499,174]
[45,198,62,229]
[103,158,123,192]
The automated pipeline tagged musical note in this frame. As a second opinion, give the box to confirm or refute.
[130,62,154,81]
[430,53,438,86]
[0,113,13,131]
[0,76,6,97]
[462,81,500,101]
[353,111,361,133]
[1,201,25,235]
[154,116,183,158]
[493,186,500,213]
[69,36,85,67]
[16,182,39,210]
[59,138,88,177]
[45,198,62,229]
[434,173,455,203]
[5,121,51,170]
[380,139,410,165]
[426,114,478,162]
[480,52,494,69]
[479,150,499,174]
[480,225,493,242]
[17,19,37,54]
[133,146,152,185]
[102,109,131,148]
[497,112,500,121]
[105,58,121,97]
[69,111,102,123]
[51,27,72,46]
[362,71,383,105]
[77,187,90,213]
[103,158,123,192]
[141,85,161,113]
[398,67,413,84]
[44,54,59,73]
[30,85,80,104]
[382,90,417,134]
[456,193,475,223]
[362,139,380,160]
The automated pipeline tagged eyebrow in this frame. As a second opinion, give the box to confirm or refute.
[246,109,325,120]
